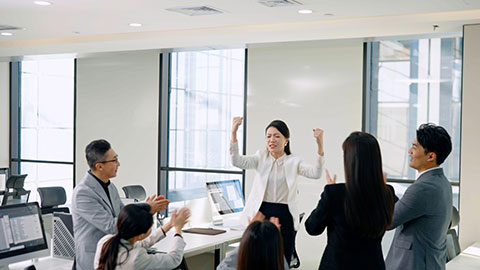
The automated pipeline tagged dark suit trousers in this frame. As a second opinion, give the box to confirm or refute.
[259,201,295,265]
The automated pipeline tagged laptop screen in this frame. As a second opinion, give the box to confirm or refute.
[206,179,245,215]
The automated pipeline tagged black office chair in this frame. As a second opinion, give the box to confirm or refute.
[1,174,30,206]
[37,186,70,214]
[290,212,305,269]
[446,206,461,262]
[122,185,147,202]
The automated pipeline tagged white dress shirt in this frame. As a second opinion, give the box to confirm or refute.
[263,153,289,204]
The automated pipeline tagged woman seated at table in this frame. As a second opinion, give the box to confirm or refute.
[305,131,396,270]
[217,212,289,270]
[94,203,190,270]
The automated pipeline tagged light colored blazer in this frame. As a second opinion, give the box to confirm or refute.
[72,172,124,270]
[231,142,324,230]
[94,228,186,270]
[386,168,452,270]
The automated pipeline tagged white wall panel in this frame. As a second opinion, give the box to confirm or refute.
[76,52,159,197]
[246,40,363,269]
[0,62,9,169]
[459,24,480,249]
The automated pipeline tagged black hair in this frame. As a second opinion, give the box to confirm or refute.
[265,120,291,155]
[416,123,452,165]
[237,220,284,270]
[343,132,394,238]
[97,204,153,270]
[85,139,111,170]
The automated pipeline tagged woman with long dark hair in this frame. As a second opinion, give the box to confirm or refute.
[231,117,325,264]
[305,131,396,269]
[237,219,285,270]
[94,203,190,270]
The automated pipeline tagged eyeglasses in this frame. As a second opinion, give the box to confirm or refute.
[98,155,119,164]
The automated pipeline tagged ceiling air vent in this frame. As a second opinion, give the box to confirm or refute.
[166,6,224,16]
[258,0,302,7]
[0,25,24,31]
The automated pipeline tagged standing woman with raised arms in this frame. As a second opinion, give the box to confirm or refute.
[230,116,325,264]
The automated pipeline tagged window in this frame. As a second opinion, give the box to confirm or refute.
[10,59,75,203]
[365,37,462,209]
[161,49,246,209]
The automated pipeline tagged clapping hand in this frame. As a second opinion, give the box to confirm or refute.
[146,195,170,214]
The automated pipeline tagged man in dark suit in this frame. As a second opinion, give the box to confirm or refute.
[72,139,169,270]
[386,124,453,270]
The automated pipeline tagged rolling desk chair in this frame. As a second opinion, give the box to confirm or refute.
[0,174,30,206]
[122,185,147,202]
[446,206,461,262]
[37,186,70,214]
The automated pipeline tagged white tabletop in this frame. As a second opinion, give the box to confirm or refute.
[153,226,243,257]
[8,257,73,270]
[447,242,480,270]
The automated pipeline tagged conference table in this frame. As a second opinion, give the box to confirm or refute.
[8,226,243,270]
[447,242,480,270]
[153,226,244,266]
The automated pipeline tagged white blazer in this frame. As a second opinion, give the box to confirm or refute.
[231,142,324,230]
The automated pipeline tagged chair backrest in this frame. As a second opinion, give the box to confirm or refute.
[5,174,27,190]
[122,185,146,201]
[2,174,30,205]
[37,186,67,208]
[451,206,460,228]
[446,206,461,262]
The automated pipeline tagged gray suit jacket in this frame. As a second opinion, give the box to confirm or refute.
[386,168,452,270]
[72,172,124,270]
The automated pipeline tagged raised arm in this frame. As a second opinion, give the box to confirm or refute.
[297,128,325,178]
[230,116,259,170]
[305,185,331,236]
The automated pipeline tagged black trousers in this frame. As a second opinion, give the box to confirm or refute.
[259,201,295,265]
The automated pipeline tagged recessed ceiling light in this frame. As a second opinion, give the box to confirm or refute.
[324,13,334,16]
[129,23,142,27]
[298,9,313,14]
[1,32,13,36]
[34,1,52,6]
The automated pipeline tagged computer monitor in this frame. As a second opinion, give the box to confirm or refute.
[0,202,49,267]
[206,179,245,216]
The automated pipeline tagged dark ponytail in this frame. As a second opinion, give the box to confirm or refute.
[97,204,153,270]
[265,120,291,155]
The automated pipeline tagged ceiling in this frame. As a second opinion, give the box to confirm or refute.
[1,0,480,58]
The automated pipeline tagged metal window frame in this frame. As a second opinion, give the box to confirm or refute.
[362,39,461,188]
[157,48,248,205]
[9,60,76,188]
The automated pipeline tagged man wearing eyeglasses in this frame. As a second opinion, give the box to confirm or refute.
[72,139,169,270]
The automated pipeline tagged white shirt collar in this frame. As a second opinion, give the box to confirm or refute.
[269,152,286,163]
[416,166,442,180]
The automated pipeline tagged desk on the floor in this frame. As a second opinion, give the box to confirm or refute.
[447,242,480,270]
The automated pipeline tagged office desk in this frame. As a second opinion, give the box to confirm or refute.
[153,227,244,266]
[447,242,480,270]
[8,257,73,270]
[7,227,243,270]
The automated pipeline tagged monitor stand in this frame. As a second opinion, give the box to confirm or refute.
[212,215,223,226]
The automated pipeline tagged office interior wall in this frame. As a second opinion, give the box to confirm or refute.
[246,40,363,269]
[0,62,9,169]
[459,24,480,249]
[75,52,159,197]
